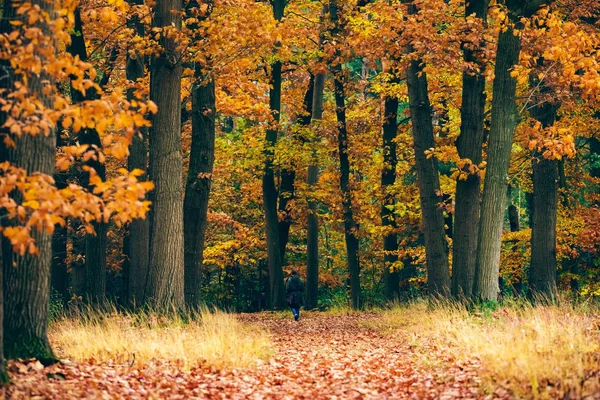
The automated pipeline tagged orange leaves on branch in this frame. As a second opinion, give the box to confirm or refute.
[0,162,154,255]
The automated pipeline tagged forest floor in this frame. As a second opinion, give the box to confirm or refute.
[4,309,600,399]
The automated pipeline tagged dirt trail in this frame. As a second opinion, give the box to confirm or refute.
[5,313,483,399]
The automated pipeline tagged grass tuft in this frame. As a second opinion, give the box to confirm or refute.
[371,299,600,398]
[49,306,272,370]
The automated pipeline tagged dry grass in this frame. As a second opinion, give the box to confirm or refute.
[49,307,273,370]
[373,300,600,398]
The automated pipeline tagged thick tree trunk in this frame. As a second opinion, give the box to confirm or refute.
[143,0,185,309]
[124,0,149,307]
[184,78,216,309]
[2,129,57,365]
[452,0,489,299]
[262,0,286,309]
[529,157,558,301]
[382,92,400,301]
[0,0,56,363]
[406,60,451,297]
[473,25,521,301]
[529,101,559,302]
[305,72,325,310]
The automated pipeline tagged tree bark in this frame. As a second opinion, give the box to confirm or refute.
[406,62,450,297]
[143,0,185,309]
[184,77,216,309]
[473,25,521,301]
[0,0,57,363]
[330,0,361,309]
[529,101,559,302]
[51,150,69,305]
[452,0,489,299]
[278,76,314,265]
[262,0,286,309]
[124,0,149,307]
[508,204,520,232]
[305,72,325,310]
[382,91,400,301]
[66,7,108,305]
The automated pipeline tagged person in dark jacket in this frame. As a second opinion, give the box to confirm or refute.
[285,270,304,321]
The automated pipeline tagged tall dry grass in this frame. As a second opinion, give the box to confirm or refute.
[49,307,272,369]
[373,299,600,398]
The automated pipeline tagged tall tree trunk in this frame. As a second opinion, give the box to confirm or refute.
[0,0,57,363]
[474,0,550,302]
[529,100,559,302]
[406,62,450,297]
[124,0,149,307]
[452,0,489,299]
[184,77,216,309]
[474,26,521,302]
[262,0,286,309]
[404,2,450,297]
[143,0,185,309]
[305,72,325,310]
[382,90,400,301]
[66,8,107,305]
[330,0,361,309]
[278,76,314,264]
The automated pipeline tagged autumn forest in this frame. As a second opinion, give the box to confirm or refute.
[1,0,600,398]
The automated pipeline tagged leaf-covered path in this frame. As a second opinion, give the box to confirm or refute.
[5,313,486,399]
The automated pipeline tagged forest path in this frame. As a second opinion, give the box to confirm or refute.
[233,312,482,399]
[5,313,486,399]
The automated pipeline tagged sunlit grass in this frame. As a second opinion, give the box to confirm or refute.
[371,299,600,398]
[49,306,273,370]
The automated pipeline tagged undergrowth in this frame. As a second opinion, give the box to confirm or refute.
[49,306,273,370]
[369,298,600,398]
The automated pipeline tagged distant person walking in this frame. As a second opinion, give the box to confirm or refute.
[286,270,304,321]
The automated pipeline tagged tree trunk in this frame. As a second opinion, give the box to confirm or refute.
[382,91,400,301]
[305,72,325,310]
[51,223,68,305]
[278,76,314,265]
[0,243,8,384]
[184,77,216,309]
[0,0,57,363]
[143,0,185,309]
[67,8,107,305]
[262,0,286,309]
[406,62,450,297]
[473,25,521,301]
[2,126,57,364]
[124,0,149,307]
[51,152,69,305]
[451,0,489,299]
[508,204,520,232]
[529,100,559,302]
[329,0,361,309]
